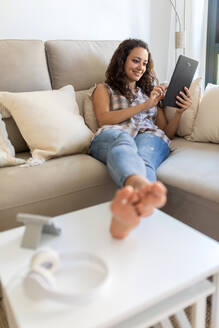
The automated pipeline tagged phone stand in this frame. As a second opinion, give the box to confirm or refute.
[17,213,61,250]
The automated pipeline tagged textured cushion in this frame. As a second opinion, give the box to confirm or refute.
[75,89,90,116]
[45,40,120,91]
[0,85,93,161]
[0,114,25,167]
[83,86,99,133]
[157,138,219,203]
[2,90,89,154]
[187,83,219,143]
[164,78,202,137]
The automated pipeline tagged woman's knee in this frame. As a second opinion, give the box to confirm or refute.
[107,133,141,174]
[111,131,137,150]
[90,130,134,163]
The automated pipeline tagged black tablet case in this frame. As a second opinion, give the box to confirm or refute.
[163,55,198,107]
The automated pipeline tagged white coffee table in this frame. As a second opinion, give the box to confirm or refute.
[0,202,218,328]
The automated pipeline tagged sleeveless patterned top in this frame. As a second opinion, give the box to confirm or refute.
[93,83,170,146]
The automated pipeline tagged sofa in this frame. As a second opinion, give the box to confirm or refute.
[0,40,218,241]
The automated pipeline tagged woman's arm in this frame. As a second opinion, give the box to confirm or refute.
[92,84,164,127]
[156,87,192,139]
[156,109,184,139]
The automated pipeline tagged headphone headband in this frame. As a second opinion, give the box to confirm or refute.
[24,249,109,303]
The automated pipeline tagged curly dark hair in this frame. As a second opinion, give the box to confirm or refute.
[105,39,158,101]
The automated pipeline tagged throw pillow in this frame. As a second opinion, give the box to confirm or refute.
[0,114,25,167]
[164,77,202,137]
[187,83,219,143]
[0,85,93,162]
[83,86,99,133]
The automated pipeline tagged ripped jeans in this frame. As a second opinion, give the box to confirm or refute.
[90,130,170,187]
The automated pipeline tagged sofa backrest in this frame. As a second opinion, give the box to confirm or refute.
[45,40,120,91]
[0,40,52,152]
[0,39,120,153]
[0,40,52,92]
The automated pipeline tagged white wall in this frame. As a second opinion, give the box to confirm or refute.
[0,0,171,81]
[150,1,171,82]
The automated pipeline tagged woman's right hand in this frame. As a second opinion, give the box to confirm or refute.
[147,85,166,108]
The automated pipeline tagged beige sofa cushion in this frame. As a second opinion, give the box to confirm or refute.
[75,90,90,116]
[83,87,99,133]
[157,138,219,203]
[2,90,95,154]
[0,40,52,152]
[164,78,202,137]
[84,96,99,133]
[187,83,219,143]
[0,153,108,209]
[0,40,51,93]
[0,153,117,230]
[45,40,120,91]
[2,90,90,154]
[0,85,93,162]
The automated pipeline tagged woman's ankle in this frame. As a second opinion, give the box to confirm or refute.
[124,175,150,190]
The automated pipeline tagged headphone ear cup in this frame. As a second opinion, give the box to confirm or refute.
[30,249,60,274]
[24,267,56,300]
[24,249,59,300]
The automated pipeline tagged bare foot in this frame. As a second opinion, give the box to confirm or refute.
[135,181,167,217]
[110,181,167,239]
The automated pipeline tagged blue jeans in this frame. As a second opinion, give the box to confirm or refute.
[90,130,170,187]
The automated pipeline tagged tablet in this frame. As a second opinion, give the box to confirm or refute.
[163,55,198,108]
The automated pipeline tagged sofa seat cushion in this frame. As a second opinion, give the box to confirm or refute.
[157,138,219,204]
[0,153,115,209]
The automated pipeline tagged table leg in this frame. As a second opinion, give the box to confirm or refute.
[211,272,219,328]
[191,297,206,328]
[175,310,191,328]
[160,319,174,328]
[154,320,174,328]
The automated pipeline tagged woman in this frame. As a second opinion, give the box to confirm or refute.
[90,39,192,239]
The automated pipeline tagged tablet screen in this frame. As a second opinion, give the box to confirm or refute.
[163,55,198,108]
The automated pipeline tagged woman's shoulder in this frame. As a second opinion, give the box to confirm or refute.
[92,83,112,101]
[95,82,112,93]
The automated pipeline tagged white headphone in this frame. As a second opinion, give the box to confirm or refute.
[23,249,109,303]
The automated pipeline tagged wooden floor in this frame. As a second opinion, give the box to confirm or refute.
[0,300,8,328]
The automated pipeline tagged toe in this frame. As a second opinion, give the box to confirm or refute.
[151,181,167,195]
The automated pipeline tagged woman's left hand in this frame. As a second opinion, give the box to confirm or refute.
[175,86,192,112]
